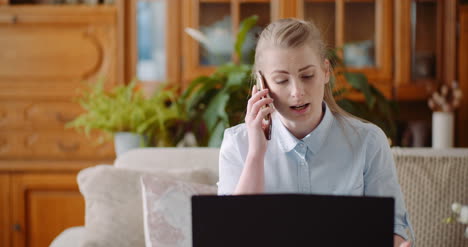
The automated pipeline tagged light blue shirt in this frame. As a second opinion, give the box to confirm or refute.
[218,101,413,241]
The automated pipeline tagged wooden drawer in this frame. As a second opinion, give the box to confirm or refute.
[0,130,114,159]
[0,5,119,98]
[0,100,83,130]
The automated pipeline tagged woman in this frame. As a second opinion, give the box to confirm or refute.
[217,18,413,247]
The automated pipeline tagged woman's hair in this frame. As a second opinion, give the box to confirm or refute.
[253,18,363,123]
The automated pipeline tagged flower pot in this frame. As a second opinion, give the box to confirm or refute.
[432,111,454,148]
[114,132,146,156]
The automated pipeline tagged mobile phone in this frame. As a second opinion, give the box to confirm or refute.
[256,71,273,140]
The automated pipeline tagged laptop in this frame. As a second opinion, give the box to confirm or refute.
[192,194,394,247]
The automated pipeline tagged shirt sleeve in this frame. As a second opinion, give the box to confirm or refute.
[363,126,414,242]
[217,128,245,195]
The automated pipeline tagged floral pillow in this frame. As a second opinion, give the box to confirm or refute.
[140,174,217,247]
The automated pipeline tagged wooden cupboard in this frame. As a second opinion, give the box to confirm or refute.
[176,0,458,96]
[0,162,112,247]
[0,2,121,246]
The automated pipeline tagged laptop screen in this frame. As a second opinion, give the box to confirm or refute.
[192,194,394,247]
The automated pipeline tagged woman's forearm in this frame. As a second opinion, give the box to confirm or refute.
[234,153,265,194]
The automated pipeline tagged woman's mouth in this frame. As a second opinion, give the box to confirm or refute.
[290,103,310,113]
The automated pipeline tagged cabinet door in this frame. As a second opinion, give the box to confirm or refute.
[182,0,280,83]
[394,0,451,100]
[0,174,11,247]
[298,0,393,97]
[11,173,85,247]
[0,5,120,99]
[126,0,181,94]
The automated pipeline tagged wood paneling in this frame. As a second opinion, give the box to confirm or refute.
[0,101,83,130]
[458,6,468,147]
[0,6,119,97]
[11,173,84,247]
[0,130,114,159]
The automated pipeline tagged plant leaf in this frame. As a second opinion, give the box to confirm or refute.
[235,15,258,62]
[344,72,376,109]
[207,121,226,147]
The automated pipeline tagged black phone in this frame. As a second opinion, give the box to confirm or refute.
[256,71,273,140]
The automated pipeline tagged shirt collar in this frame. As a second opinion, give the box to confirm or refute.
[273,101,334,154]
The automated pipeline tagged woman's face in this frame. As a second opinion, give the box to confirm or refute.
[259,44,330,130]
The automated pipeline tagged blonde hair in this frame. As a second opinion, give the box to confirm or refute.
[253,18,366,147]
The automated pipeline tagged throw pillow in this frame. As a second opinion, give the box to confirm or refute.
[77,165,216,247]
[140,174,217,247]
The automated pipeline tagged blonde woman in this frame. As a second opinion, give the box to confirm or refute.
[217,18,413,247]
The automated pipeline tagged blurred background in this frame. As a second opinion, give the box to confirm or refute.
[0,0,467,246]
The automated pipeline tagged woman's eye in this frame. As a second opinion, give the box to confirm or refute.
[275,79,288,84]
[302,75,314,79]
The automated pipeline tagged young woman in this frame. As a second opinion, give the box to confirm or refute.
[217,18,413,247]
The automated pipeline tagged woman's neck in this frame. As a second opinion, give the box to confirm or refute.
[280,106,325,140]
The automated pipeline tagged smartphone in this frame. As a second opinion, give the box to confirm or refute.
[256,71,273,140]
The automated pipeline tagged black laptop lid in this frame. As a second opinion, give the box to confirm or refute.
[192,194,394,247]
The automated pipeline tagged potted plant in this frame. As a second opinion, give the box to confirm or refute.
[181,16,398,147]
[67,78,185,155]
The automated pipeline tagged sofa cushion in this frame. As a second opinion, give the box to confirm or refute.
[77,165,217,247]
[114,147,220,173]
[140,174,216,247]
[393,148,468,247]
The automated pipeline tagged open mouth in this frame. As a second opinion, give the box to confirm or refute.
[290,103,310,110]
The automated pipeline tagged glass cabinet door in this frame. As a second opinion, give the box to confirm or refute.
[411,0,439,81]
[303,0,336,49]
[198,1,232,66]
[136,0,166,82]
[343,0,376,68]
[183,0,278,83]
[127,0,180,88]
[300,0,392,85]
[394,0,443,100]
[239,1,271,63]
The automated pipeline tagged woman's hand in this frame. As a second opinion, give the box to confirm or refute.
[233,85,275,194]
[394,235,411,247]
[245,85,275,156]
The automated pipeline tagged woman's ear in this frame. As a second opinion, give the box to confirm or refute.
[323,59,331,84]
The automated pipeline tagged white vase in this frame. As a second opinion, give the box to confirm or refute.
[114,132,146,156]
[432,111,454,148]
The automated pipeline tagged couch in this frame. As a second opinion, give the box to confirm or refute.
[50,147,468,247]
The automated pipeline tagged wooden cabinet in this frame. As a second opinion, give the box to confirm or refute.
[394,0,457,101]
[0,2,121,246]
[0,166,98,247]
[174,0,457,102]
[0,5,119,159]
[10,172,85,247]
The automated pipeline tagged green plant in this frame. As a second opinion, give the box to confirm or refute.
[328,49,399,139]
[181,16,258,147]
[182,16,398,147]
[67,78,185,146]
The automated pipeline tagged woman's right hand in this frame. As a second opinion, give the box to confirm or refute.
[245,85,275,157]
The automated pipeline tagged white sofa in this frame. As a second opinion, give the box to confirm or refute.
[50,147,468,247]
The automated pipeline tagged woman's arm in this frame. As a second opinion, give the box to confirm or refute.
[233,153,265,194]
[234,85,274,195]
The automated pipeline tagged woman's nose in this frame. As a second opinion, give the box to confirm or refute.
[290,80,305,98]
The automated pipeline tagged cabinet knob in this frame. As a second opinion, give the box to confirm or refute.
[12,224,21,232]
